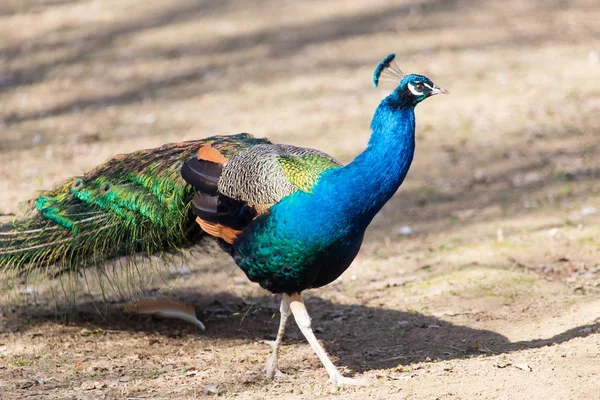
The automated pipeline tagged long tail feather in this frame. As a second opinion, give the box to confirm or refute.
[0,133,267,299]
[0,140,210,280]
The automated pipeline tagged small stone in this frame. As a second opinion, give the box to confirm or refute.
[452,209,475,220]
[580,206,597,215]
[513,363,532,372]
[32,134,42,146]
[473,168,487,183]
[396,226,415,236]
[202,385,219,395]
[513,172,542,186]
[105,379,120,388]
[21,287,35,295]
[232,276,248,284]
[494,361,511,368]
[524,200,539,209]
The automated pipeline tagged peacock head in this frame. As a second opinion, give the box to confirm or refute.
[373,53,448,107]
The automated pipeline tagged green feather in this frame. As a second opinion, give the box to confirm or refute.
[0,139,211,277]
[278,154,340,193]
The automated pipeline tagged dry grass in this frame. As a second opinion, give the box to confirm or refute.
[1,0,600,399]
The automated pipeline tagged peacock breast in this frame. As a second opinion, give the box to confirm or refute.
[231,191,365,293]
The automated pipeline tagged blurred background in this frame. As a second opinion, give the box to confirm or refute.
[1,0,599,221]
[0,0,599,398]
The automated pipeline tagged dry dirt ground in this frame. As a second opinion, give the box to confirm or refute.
[1,0,600,399]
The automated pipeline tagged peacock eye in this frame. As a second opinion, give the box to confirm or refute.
[71,178,83,189]
[414,83,424,92]
[100,183,112,195]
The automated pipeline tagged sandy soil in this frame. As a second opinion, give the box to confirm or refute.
[0,0,599,399]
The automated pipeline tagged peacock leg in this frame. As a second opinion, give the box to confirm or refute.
[263,294,291,379]
[288,292,366,386]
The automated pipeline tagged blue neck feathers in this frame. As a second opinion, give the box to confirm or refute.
[316,93,416,229]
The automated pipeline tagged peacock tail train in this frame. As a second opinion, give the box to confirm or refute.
[0,133,266,281]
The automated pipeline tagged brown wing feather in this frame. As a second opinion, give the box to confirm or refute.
[197,144,228,165]
[194,143,250,243]
[196,217,241,244]
[182,134,270,243]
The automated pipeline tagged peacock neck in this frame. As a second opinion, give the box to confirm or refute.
[324,97,416,228]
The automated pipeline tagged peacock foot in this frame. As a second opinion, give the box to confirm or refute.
[329,373,368,387]
[262,340,286,380]
[263,363,286,380]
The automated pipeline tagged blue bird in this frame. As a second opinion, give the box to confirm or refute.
[0,54,447,386]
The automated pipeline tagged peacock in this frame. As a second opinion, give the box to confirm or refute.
[0,54,447,386]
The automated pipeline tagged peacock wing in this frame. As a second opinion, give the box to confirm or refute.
[181,141,341,244]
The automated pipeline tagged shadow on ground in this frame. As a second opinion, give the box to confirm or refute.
[4,290,599,375]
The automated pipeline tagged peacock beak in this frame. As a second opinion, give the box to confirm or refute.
[430,84,449,95]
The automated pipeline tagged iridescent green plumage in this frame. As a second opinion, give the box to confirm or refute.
[0,140,206,278]
[278,154,340,193]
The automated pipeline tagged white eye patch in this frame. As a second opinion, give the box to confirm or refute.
[408,83,424,96]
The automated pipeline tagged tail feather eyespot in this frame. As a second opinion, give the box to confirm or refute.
[71,178,83,190]
[99,183,112,196]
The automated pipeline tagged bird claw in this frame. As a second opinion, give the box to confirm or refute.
[264,367,286,380]
[263,360,286,380]
[329,374,368,387]
[262,340,286,380]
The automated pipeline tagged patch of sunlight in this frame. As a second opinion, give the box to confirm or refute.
[403,266,537,300]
